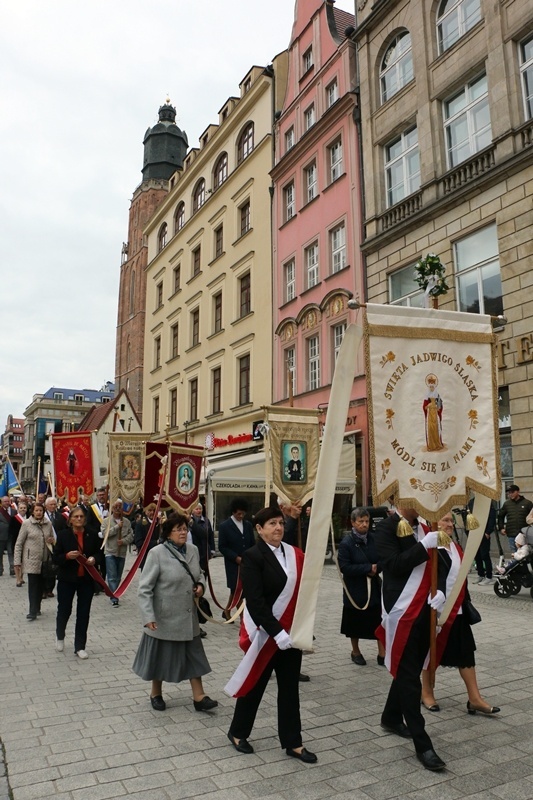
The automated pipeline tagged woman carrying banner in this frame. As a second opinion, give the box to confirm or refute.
[226,507,317,763]
[13,503,54,620]
[132,514,217,713]
[338,507,385,666]
[421,511,500,715]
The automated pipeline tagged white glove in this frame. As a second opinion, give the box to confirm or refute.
[420,531,439,550]
[428,589,446,614]
[274,630,293,650]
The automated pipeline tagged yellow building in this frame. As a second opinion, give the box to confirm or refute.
[143,57,288,523]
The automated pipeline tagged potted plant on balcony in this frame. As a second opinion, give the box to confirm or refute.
[413,253,450,309]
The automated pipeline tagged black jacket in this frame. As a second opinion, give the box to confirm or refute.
[374,513,429,614]
[497,496,533,537]
[218,517,255,589]
[52,527,101,582]
[240,537,293,639]
[337,530,382,608]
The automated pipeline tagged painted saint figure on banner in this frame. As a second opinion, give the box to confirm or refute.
[177,464,193,494]
[283,442,306,483]
[67,448,77,475]
[423,373,444,451]
[120,453,141,480]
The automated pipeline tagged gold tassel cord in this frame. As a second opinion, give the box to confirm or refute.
[437,529,452,548]
[396,518,414,538]
[466,513,479,531]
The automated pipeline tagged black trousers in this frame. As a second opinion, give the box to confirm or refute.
[56,578,94,652]
[229,647,303,749]
[382,609,433,754]
[475,534,493,578]
[27,573,44,617]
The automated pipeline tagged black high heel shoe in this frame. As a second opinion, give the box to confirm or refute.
[467,701,500,715]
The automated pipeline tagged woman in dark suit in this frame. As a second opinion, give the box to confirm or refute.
[52,507,100,659]
[226,506,317,764]
[338,507,385,666]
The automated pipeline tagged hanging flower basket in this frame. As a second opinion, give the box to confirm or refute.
[413,253,450,299]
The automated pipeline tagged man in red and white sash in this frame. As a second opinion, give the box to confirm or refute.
[225,506,317,764]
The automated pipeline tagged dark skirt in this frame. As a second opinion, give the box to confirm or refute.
[440,613,476,668]
[340,603,382,640]
[132,633,211,683]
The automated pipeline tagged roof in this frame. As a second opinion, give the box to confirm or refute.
[332,7,355,37]
[42,384,115,403]
[77,389,142,432]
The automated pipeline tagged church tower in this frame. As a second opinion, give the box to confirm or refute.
[115,102,188,421]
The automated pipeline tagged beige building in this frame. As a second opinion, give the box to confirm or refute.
[353,0,533,495]
[142,57,288,523]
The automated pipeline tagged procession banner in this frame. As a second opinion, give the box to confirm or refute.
[266,407,320,507]
[365,304,501,522]
[108,433,146,505]
[51,431,96,505]
[164,443,204,514]
[144,442,168,505]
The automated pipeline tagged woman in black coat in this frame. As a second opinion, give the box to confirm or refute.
[338,507,385,666]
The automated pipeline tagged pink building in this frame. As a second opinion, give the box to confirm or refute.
[272,0,369,506]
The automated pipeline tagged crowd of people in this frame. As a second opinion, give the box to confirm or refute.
[0,482,528,771]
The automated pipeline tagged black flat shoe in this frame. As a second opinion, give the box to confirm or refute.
[193,695,218,712]
[285,747,318,764]
[417,749,446,771]
[26,615,37,621]
[467,701,500,715]
[150,695,166,711]
[380,721,412,738]
[227,732,254,754]
[377,655,385,666]
[351,653,366,666]
[422,701,441,712]
[298,673,310,682]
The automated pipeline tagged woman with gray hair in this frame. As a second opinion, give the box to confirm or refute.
[338,507,385,666]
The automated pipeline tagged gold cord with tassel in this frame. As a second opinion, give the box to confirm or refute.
[437,528,452,548]
[466,512,479,531]
[396,517,414,537]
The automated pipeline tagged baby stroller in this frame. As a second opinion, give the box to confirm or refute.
[493,551,533,599]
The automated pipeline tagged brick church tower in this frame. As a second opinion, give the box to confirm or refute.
[115,101,188,421]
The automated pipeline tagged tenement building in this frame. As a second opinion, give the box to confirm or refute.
[353,0,533,493]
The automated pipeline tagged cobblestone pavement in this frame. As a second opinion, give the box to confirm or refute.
[1,548,532,800]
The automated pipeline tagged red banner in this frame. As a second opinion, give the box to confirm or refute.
[144,442,168,506]
[51,431,95,505]
[164,443,204,514]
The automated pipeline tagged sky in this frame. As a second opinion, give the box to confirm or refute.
[0,0,355,427]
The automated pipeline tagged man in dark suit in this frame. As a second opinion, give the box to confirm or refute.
[217,498,255,619]
[374,508,446,772]
[43,497,69,598]
[226,506,316,763]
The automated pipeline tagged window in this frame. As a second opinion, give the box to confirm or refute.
[304,104,316,131]
[444,74,491,167]
[129,271,135,315]
[330,224,346,273]
[173,264,181,293]
[170,323,179,359]
[305,162,317,203]
[285,127,295,152]
[238,354,250,405]
[158,223,168,251]
[380,31,413,103]
[437,0,481,54]
[174,203,185,233]
[213,292,223,333]
[214,153,228,189]
[191,308,200,346]
[153,396,160,433]
[332,322,347,364]
[307,336,320,390]
[169,388,177,428]
[329,139,343,182]
[240,201,251,236]
[305,242,319,288]
[284,259,296,303]
[189,378,198,421]
[156,282,163,309]
[192,245,201,276]
[389,263,425,307]
[237,122,254,164]
[212,367,221,414]
[154,336,161,369]
[284,182,295,222]
[239,272,251,317]
[285,346,296,396]
[326,79,339,107]
[303,47,313,73]
[455,224,503,316]
[193,179,206,213]
[74,394,83,405]
[215,225,224,258]
[385,126,420,207]
[520,34,533,120]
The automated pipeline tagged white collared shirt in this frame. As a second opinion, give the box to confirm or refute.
[266,541,287,573]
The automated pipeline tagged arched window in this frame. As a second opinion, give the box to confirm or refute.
[437,0,481,54]
[174,202,185,234]
[158,222,168,251]
[380,31,413,104]
[193,179,206,213]
[126,340,131,370]
[237,122,254,164]
[213,152,228,190]
[129,270,135,316]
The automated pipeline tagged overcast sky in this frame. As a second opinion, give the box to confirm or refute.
[1,0,354,426]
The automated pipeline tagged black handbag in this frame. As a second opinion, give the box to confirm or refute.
[41,557,59,579]
[463,599,481,625]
